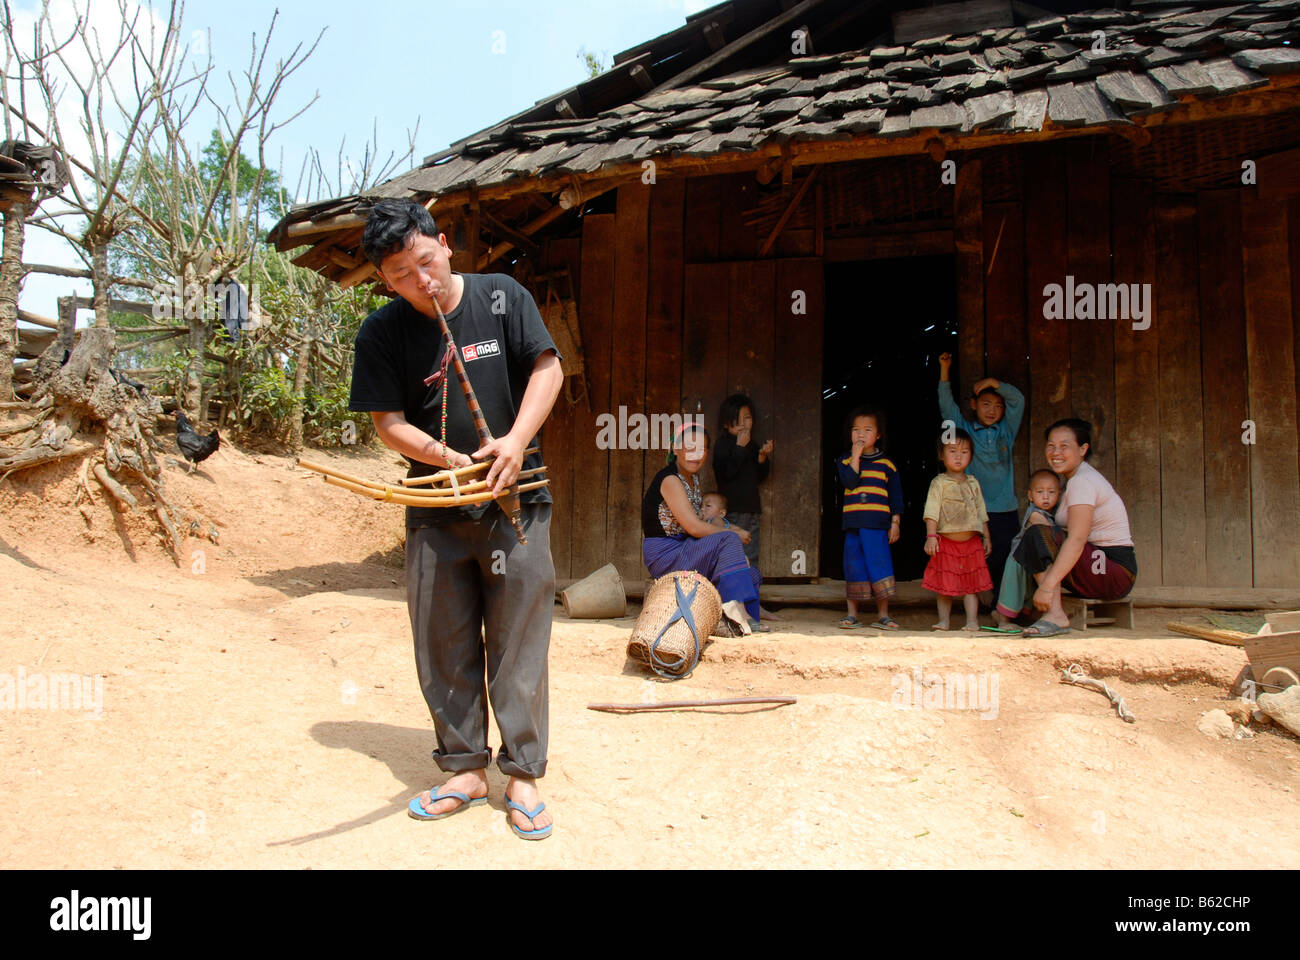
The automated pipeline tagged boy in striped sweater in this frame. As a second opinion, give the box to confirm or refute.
[835,407,904,630]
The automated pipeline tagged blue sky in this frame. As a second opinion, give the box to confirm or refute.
[15,0,715,317]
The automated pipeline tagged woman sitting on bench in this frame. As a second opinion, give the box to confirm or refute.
[1018,418,1137,638]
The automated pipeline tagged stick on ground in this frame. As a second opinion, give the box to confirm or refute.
[587,696,796,713]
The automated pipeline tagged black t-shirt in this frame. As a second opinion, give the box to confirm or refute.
[348,272,558,527]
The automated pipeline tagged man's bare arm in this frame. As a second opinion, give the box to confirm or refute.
[369,412,473,469]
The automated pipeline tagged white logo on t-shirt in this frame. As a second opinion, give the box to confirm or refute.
[462,339,500,362]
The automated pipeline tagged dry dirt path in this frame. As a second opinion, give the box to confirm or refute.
[1,443,1297,868]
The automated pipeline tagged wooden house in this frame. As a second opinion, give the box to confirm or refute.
[268,0,1300,594]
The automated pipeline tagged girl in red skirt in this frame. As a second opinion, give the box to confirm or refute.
[922,428,993,631]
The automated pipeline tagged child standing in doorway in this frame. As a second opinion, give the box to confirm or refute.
[937,353,1024,601]
[714,394,777,620]
[835,407,903,630]
[922,428,994,631]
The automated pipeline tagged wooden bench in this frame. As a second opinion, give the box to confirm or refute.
[1063,596,1135,631]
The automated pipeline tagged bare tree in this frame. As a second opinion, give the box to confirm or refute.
[119,9,322,419]
[0,2,320,563]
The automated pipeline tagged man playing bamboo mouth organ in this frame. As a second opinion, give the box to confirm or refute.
[349,199,564,840]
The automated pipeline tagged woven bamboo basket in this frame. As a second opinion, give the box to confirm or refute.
[627,570,722,679]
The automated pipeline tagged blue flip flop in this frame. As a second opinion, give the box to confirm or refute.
[504,792,553,841]
[407,787,487,821]
[1022,618,1071,638]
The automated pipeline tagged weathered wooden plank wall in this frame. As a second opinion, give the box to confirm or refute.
[1111,179,1163,587]
[539,237,581,580]
[1197,190,1252,587]
[1066,140,1115,482]
[1155,196,1208,587]
[982,198,1027,504]
[607,185,652,582]
[1241,193,1300,588]
[543,144,1298,590]
[1022,143,1071,465]
[569,214,615,579]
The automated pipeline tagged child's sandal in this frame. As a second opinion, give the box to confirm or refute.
[870,616,901,631]
[837,616,862,629]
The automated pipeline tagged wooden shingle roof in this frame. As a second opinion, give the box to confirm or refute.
[268,0,1300,279]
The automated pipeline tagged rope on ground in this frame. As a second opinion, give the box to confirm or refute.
[1060,663,1135,723]
[587,696,796,714]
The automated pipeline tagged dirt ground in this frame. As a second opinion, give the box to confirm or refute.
[1,438,1297,869]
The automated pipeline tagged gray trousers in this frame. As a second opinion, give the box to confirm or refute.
[405,503,553,779]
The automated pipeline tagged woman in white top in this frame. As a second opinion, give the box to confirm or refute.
[1016,418,1137,637]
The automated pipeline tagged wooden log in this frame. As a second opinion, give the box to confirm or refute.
[571,213,616,579]
[1155,196,1207,586]
[608,184,651,584]
[16,308,58,330]
[1242,193,1300,588]
[954,158,985,387]
[1165,621,1249,646]
[1066,139,1115,481]
[1111,179,1163,585]
[1197,190,1253,586]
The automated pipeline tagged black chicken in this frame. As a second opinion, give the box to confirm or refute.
[176,412,220,473]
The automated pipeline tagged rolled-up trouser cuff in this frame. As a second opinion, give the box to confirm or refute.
[498,750,546,779]
[433,748,492,773]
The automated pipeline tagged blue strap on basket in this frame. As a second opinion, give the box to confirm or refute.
[648,575,702,680]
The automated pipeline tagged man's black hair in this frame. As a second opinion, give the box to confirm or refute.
[362,199,441,268]
[718,393,756,432]
[1045,417,1093,459]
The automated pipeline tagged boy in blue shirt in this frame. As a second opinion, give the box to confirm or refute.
[937,352,1025,601]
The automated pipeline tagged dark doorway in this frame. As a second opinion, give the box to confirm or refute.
[820,255,957,582]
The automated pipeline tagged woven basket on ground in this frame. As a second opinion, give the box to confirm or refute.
[627,570,722,679]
